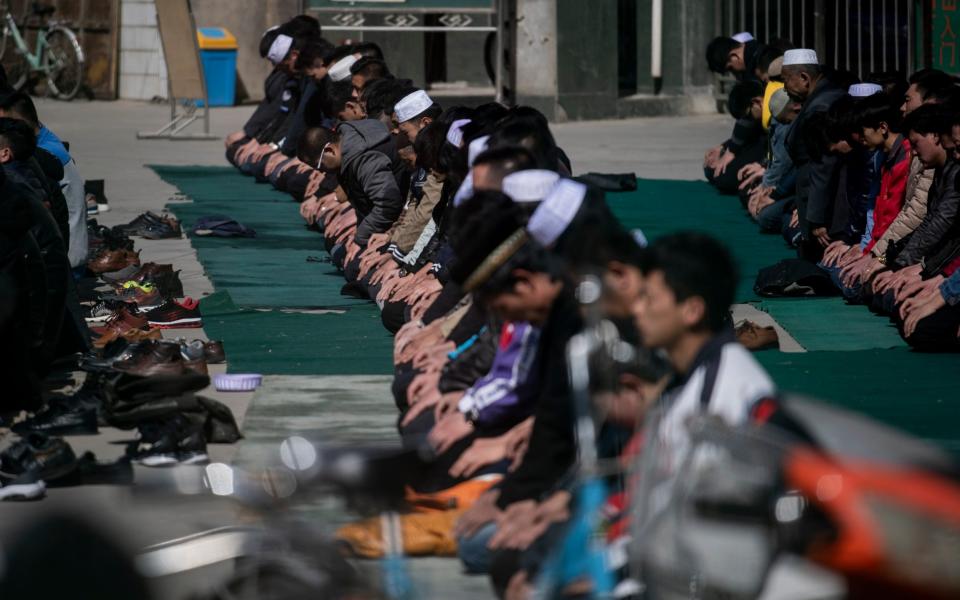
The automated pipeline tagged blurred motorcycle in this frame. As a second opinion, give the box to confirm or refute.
[629,395,960,600]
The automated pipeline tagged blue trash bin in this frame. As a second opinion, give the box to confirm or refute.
[196,27,237,107]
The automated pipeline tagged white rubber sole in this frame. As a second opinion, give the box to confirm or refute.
[137,454,178,467]
[84,314,114,324]
[0,481,46,501]
[148,318,202,328]
[180,453,209,465]
[136,453,208,467]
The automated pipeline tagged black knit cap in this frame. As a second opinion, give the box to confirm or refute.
[448,190,528,289]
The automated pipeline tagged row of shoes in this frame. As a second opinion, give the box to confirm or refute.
[85,225,204,349]
[0,204,232,501]
[0,430,134,501]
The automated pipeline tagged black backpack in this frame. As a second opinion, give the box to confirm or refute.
[754,258,839,297]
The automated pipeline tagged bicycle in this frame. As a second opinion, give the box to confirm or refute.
[0,2,85,100]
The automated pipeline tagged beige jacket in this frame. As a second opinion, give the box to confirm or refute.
[871,156,932,258]
[390,171,445,253]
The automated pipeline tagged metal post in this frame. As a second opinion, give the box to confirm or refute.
[801,0,806,46]
[882,0,887,71]
[740,0,746,32]
[495,0,504,103]
[835,0,839,69]
[906,0,913,72]
[789,0,794,43]
[858,0,863,78]
[765,0,769,40]
[777,0,782,36]
[814,0,825,63]
[870,0,875,74]
[894,0,900,71]
[753,0,758,35]
[846,0,851,70]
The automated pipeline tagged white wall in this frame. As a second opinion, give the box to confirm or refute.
[118,0,168,101]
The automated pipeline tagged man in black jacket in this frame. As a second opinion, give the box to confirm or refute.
[0,118,71,372]
[781,48,846,259]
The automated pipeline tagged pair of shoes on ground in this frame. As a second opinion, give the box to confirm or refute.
[735,320,779,351]
[90,299,204,348]
[126,415,208,467]
[0,433,76,501]
[114,211,182,240]
[12,392,100,437]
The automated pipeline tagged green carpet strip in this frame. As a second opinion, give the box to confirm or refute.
[151,165,393,375]
[757,348,960,455]
[757,297,908,351]
[199,291,394,375]
[153,165,367,309]
[607,178,794,302]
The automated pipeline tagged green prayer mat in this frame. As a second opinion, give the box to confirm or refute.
[152,165,366,309]
[757,297,909,351]
[757,348,960,455]
[200,291,394,375]
[607,178,794,302]
[150,165,393,375]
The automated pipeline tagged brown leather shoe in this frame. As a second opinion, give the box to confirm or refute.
[184,357,209,376]
[89,249,140,274]
[203,340,226,364]
[735,321,779,351]
[90,308,149,336]
[112,341,181,373]
[128,263,174,283]
[93,327,160,349]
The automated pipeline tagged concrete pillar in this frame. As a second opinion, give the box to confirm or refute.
[512,0,559,119]
[555,0,619,120]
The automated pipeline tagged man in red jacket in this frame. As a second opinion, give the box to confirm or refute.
[827,93,912,297]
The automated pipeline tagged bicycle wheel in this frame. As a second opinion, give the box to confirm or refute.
[43,26,84,100]
[1,25,30,90]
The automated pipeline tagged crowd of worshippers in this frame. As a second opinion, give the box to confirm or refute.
[227,16,781,597]
[705,33,960,351]
[0,75,92,408]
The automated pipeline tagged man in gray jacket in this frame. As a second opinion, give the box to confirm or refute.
[321,118,404,248]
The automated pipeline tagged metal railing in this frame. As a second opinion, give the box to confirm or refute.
[719,0,916,78]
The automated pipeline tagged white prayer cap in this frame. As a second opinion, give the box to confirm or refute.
[468,135,490,166]
[768,88,790,119]
[767,56,784,78]
[782,48,819,66]
[527,179,587,247]
[447,119,472,148]
[394,90,434,123]
[848,82,883,97]
[732,32,754,43]
[452,172,475,207]
[502,170,561,204]
[329,54,358,82]
[267,34,293,65]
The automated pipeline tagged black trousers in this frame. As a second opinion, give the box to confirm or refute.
[894,303,960,351]
[704,138,766,195]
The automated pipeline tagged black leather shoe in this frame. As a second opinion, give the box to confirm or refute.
[13,404,99,436]
[1,433,78,482]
